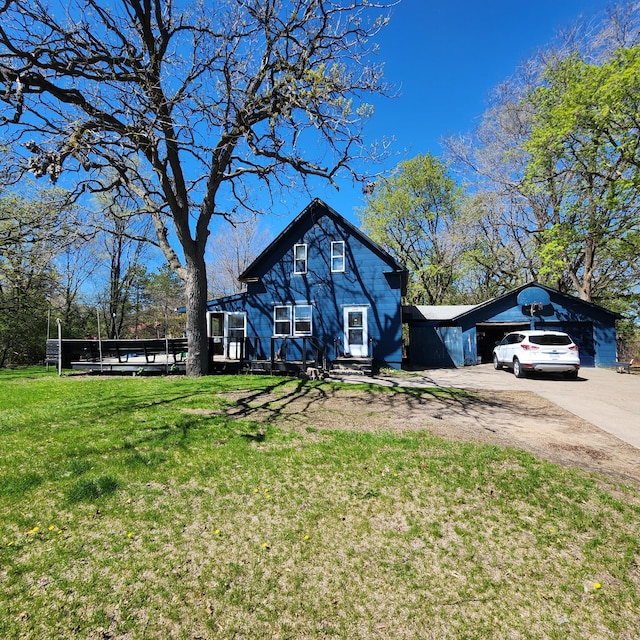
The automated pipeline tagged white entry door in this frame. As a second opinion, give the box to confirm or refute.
[343,306,368,357]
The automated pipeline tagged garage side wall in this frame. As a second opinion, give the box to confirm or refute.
[408,324,463,367]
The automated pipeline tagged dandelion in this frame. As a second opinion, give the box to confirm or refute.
[48,525,56,531]
[262,542,270,549]
[594,582,602,590]
[27,526,39,535]
[214,529,221,536]
[253,489,259,493]
[304,534,310,540]
[7,541,14,547]
[127,532,134,538]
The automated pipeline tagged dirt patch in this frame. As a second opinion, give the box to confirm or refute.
[220,386,640,485]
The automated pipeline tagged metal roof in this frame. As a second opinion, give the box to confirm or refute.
[406,305,478,321]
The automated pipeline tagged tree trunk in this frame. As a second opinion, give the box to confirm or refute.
[184,251,209,376]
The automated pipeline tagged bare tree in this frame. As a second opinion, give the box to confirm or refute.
[97,202,153,339]
[206,216,271,299]
[0,0,394,375]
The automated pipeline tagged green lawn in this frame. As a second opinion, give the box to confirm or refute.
[1,367,639,639]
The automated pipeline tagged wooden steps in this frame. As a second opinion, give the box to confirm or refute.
[329,356,374,377]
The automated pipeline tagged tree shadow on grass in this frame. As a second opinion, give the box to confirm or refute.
[221,376,472,421]
[214,376,561,442]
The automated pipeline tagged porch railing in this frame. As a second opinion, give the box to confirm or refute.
[210,335,328,370]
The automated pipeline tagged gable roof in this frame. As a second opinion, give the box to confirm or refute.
[238,198,407,281]
[405,282,621,322]
[465,282,621,320]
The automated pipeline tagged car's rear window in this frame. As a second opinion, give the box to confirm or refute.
[529,335,572,346]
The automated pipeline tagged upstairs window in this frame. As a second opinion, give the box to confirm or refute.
[294,243,307,274]
[331,241,345,273]
[274,306,292,336]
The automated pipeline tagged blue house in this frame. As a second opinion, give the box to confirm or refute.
[205,199,408,373]
[404,283,621,369]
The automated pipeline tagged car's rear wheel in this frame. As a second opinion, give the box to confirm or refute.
[493,353,502,370]
[563,369,578,380]
[513,358,526,378]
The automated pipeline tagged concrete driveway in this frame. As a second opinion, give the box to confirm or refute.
[340,365,640,451]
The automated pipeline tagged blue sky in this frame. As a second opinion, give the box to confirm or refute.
[264,0,613,235]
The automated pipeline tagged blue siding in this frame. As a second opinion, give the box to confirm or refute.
[440,327,464,367]
[461,286,619,368]
[409,325,462,367]
[462,326,478,366]
[208,201,405,368]
[408,284,619,368]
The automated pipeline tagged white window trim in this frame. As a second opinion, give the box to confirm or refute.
[293,243,308,274]
[226,312,246,337]
[293,304,313,337]
[273,305,292,336]
[273,304,313,337]
[331,241,345,273]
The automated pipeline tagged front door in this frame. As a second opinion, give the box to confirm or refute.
[343,306,368,357]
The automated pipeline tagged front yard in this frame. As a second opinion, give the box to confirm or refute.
[1,369,639,639]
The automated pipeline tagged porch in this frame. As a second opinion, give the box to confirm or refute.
[48,335,374,377]
[46,338,189,375]
[222,335,329,376]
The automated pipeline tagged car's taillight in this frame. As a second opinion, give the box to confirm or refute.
[568,345,578,351]
[520,344,539,350]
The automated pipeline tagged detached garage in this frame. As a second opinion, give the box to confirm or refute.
[404,283,620,369]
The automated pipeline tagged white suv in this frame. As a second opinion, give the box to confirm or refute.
[493,330,580,379]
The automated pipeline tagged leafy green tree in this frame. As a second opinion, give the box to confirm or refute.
[0,188,74,365]
[359,153,465,305]
[525,45,640,302]
[141,265,185,338]
[0,0,394,375]
[446,5,640,304]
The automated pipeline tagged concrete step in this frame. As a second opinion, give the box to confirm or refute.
[329,358,373,377]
